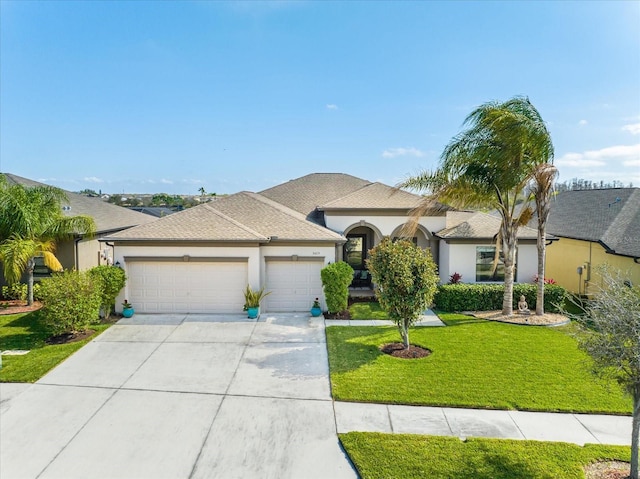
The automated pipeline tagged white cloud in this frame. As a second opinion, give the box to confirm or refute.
[326,104,338,110]
[180,178,202,184]
[557,144,640,168]
[382,147,425,159]
[83,176,103,183]
[623,159,640,167]
[622,123,640,135]
[578,119,588,126]
[160,178,173,184]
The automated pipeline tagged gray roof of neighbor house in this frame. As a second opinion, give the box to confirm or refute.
[107,191,346,242]
[544,188,640,258]
[319,182,450,214]
[2,173,155,234]
[259,173,371,224]
[436,211,539,240]
[128,206,176,218]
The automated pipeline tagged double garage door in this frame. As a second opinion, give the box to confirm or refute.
[127,261,248,314]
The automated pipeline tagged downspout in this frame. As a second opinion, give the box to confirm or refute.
[104,241,115,265]
[74,236,82,270]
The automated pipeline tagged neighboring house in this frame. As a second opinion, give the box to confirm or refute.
[2,173,156,273]
[543,188,640,295]
[128,206,176,218]
[105,173,542,314]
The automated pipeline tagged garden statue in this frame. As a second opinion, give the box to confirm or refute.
[517,295,531,315]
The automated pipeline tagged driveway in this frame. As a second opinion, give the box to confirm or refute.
[0,314,357,479]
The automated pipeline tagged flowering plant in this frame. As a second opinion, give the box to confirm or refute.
[122,299,133,309]
[312,298,321,308]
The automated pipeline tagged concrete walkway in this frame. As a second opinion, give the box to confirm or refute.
[325,309,445,327]
[0,313,357,479]
[334,402,632,446]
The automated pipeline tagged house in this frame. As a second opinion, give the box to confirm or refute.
[105,173,543,314]
[2,173,155,272]
[543,188,640,295]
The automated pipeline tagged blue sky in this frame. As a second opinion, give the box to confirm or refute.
[1,0,639,195]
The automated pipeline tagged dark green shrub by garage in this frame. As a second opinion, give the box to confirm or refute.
[88,265,127,319]
[321,261,354,313]
[38,270,102,335]
[434,283,567,313]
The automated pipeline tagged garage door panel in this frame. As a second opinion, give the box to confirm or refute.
[265,261,324,312]
[127,261,247,313]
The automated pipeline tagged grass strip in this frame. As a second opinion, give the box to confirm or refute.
[339,432,630,479]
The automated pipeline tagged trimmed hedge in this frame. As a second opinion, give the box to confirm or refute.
[321,261,354,313]
[434,283,567,313]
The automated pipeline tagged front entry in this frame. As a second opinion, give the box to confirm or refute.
[344,233,371,288]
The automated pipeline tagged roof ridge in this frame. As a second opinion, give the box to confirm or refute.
[202,202,269,240]
[241,191,345,239]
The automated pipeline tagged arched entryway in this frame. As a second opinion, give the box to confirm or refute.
[390,223,439,267]
[341,222,382,289]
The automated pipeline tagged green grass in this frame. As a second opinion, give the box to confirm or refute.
[340,432,630,479]
[349,302,389,320]
[327,313,632,414]
[0,312,110,383]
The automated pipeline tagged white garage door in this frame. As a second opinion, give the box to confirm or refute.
[127,261,248,313]
[264,260,324,312]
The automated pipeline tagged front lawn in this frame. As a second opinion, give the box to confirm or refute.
[340,432,630,479]
[0,312,110,383]
[326,313,632,414]
[349,301,389,320]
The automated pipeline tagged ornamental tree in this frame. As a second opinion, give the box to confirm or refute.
[572,266,640,479]
[366,238,439,349]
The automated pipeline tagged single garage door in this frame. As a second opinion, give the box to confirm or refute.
[264,260,324,312]
[127,260,248,313]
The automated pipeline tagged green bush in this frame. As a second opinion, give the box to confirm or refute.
[434,283,567,313]
[1,283,41,301]
[88,265,127,319]
[38,270,102,335]
[321,262,354,313]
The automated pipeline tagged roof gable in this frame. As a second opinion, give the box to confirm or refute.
[2,173,155,233]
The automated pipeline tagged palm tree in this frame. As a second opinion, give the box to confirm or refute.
[0,176,96,305]
[531,163,558,315]
[400,97,553,315]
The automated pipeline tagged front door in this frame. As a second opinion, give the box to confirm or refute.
[344,234,366,270]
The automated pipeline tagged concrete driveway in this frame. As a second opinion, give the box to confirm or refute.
[0,314,357,479]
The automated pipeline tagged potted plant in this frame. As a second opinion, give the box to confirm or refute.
[310,298,322,317]
[243,285,271,319]
[122,299,134,318]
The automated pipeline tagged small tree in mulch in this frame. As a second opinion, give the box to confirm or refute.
[320,261,354,315]
[571,266,640,479]
[37,269,101,337]
[367,237,439,350]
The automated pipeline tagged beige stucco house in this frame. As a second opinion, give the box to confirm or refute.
[105,173,542,314]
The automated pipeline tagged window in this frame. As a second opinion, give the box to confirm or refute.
[476,246,505,282]
[344,234,366,270]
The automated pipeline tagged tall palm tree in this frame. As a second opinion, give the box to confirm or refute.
[0,176,96,305]
[531,163,558,315]
[400,97,553,315]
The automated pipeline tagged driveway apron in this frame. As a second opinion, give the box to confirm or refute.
[0,313,357,479]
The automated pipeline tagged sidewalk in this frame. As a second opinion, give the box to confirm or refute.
[334,401,632,445]
[326,309,445,327]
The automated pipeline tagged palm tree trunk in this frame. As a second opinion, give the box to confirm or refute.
[536,228,546,316]
[502,226,517,316]
[631,387,639,479]
[26,257,35,306]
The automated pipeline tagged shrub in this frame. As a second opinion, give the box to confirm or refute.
[38,270,101,335]
[88,265,126,319]
[449,272,463,284]
[434,283,567,313]
[1,283,41,301]
[321,262,354,313]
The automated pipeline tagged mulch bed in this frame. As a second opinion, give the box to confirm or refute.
[324,310,351,320]
[584,461,631,479]
[45,329,95,345]
[380,342,431,359]
[470,310,569,326]
[0,300,42,315]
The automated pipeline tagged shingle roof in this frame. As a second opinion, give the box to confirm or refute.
[2,173,155,234]
[319,182,449,214]
[436,211,539,240]
[106,192,345,242]
[545,188,640,257]
[259,173,370,223]
[107,203,268,241]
